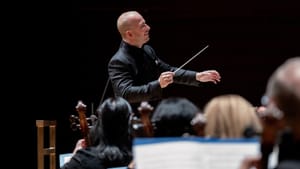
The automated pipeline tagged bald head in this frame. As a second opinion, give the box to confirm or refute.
[266,57,300,127]
[117,11,141,37]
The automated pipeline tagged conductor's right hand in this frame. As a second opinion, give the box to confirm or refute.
[158,71,174,88]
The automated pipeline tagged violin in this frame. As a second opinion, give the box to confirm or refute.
[69,100,97,147]
[130,101,154,137]
[76,100,90,146]
[258,105,285,169]
[127,101,154,169]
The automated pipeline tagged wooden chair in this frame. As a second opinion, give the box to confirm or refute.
[36,120,56,169]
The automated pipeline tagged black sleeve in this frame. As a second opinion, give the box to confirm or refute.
[61,149,105,169]
[108,56,163,103]
[144,45,202,87]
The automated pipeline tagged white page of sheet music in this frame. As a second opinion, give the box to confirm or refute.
[133,137,260,169]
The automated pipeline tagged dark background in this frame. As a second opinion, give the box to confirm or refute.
[27,0,299,168]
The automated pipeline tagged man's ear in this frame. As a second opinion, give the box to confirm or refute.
[126,30,133,38]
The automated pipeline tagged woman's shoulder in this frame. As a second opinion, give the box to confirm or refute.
[76,147,104,166]
[61,147,105,169]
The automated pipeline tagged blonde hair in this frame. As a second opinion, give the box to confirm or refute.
[203,94,262,138]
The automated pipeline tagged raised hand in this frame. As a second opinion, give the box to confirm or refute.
[196,70,221,84]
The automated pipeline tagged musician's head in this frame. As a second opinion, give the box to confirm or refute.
[90,97,133,146]
[203,94,262,138]
[151,97,200,137]
[266,57,300,130]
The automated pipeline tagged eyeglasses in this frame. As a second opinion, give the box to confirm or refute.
[260,95,284,120]
[260,95,269,106]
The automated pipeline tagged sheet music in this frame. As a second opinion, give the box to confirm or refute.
[59,153,73,167]
[133,137,260,169]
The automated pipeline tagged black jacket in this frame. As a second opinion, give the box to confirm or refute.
[108,41,202,104]
[61,148,105,169]
[275,130,300,169]
[61,147,131,169]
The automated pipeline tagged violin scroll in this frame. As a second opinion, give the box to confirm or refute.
[130,101,154,137]
[75,100,90,146]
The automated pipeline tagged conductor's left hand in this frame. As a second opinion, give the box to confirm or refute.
[196,70,221,84]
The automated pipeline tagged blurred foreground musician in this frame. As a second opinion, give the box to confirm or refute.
[240,57,300,169]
